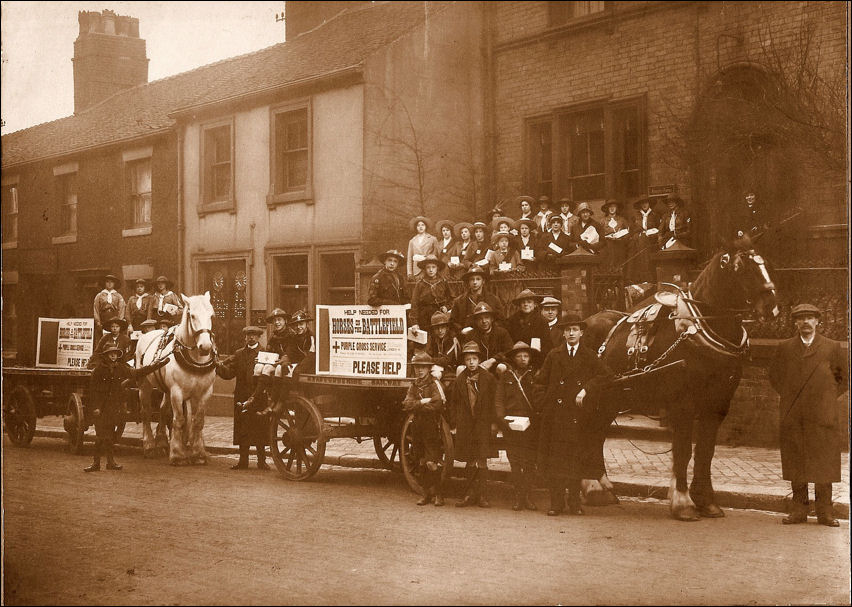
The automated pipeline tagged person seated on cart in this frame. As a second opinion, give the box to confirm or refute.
[403,351,449,507]
[465,302,513,375]
[127,278,153,333]
[287,309,316,375]
[84,344,169,472]
[240,308,291,413]
[410,255,453,334]
[449,265,505,335]
[93,273,126,336]
[506,289,550,353]
[368,250,410,307]
[88,317,132,369]
[139,319,158,334]
[215,326,271,470]
[496,341,542,511]
[426,311,460,374]
[449,341,498,508]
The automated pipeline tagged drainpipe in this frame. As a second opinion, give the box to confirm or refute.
[176,125,185,293]
[482,1,496,217]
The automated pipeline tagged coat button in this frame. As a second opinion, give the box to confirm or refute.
[560,380,564,385]
[557,399,562,404]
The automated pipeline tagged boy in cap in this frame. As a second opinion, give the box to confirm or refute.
[127,278,153,332]
[84,344,170,472]
[403,351,448,506]
[215,326,271,470]
[93,274,126,335]
[496,341,541,510]
[769,303,848,527]
[410,255,453,332]
[368,250,410,307]
[140,319,159,334]
[536,313,613,516]
[150,276,183,326]
[426,311,461,372]
[241,309,291,412]
[448,341,497,508]
[506,289,550,352]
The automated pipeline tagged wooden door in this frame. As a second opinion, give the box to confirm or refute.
[199,260,247,355]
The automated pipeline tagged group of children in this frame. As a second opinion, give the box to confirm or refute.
[401,192,693,285]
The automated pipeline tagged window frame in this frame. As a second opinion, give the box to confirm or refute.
[52,161,79,245]
[199,116,236,215]
[2,274,18,358]
[548,1,608,28]
[1,174,19,249]
[122,150,153,236]
[524,95,647,204]
[267,98,313,207]
[266,244,359,315]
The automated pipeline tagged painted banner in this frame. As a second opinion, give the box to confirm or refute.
[36,317,95,369]
[315,305,408,379]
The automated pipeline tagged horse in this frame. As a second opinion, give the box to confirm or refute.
[582,235,778,520]
[135,292,217,465]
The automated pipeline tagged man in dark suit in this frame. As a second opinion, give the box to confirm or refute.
[535,313,613,516]
[769,303,848,527]
[216,326,271,470]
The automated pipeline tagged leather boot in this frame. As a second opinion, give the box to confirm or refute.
[106,458,122,470]
[783,483,809,525]
[477,470,490,508]
[547,488,564,516]
[417,490,434,506]
[232,445,249,470]
[456,466,477,507]
[256,446,270,470]
[84,457,101,472]
[816,484,839,527]
[433,483,445,507]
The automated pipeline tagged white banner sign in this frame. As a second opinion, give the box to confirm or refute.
[315,305,408,378]
[36,317,95,369]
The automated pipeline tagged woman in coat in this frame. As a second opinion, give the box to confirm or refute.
[406,216,440,279]
[769,303,848,526]
[435,219,456,268]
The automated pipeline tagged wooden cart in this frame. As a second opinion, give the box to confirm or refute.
[268,373,454,495]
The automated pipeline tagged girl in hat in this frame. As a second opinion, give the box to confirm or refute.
[600,199,630,271]
[88,317,132,368]
[448,222,474,277]
[491,216,519,254]
[426,310,460,371]
[535,214,574,267]
[557,198,578,238]
[486,231,520,273]
[435,220,456,268]
[658,195,692,248]
[628,196,662,283]
[402,351,448,506]
[240,309,291,412]
[406,216,439,279]
[573,202,604,254]
[506,289,550,350]
[411,255,453,332]
[464,222,490,267]
[150,276,183,326]
[127,278,153,332]
[93,274,126,335]
[496,341,541,511]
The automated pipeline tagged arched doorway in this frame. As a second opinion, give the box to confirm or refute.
[688,65,799,262]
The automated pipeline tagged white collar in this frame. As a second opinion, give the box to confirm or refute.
[548,318,557,327]
[800,334,816,347]
[641,208,652,216]
[247,343,259,350]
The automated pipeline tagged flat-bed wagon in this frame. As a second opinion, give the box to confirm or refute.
[268,372,455,495]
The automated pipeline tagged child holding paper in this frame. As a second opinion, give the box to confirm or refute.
[496,341,541,511]
[600,199,630,271]
[486,232,520,274]
[410,255,453,332]
[240,308,290,411]
[573,202,605,254]
[535,214,573,268]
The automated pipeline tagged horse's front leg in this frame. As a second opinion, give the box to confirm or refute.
[689,390,734,518]
[580,404,620,506]
[168,387,189,465]
[152,389,170,455]
[138,383,158,458]
[187,388,211,465]
[668,399,699,521]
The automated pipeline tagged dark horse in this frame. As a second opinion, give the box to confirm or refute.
[583,235,779,521]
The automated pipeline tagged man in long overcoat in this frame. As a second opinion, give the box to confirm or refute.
[216,326,270,470]
[536,313,613,516]
[769,303,848,527]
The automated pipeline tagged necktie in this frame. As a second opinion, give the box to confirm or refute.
[569,346,575,357]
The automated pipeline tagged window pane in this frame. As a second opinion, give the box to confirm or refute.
[276,254,309,313]
[213,165,231,200]
[2,185,18,241]
[213,128,230,163]
[287,151,308,188]
[572,175,606,200]
[589,129,605,173]
[528,121,553,198]
[321,253,355,305]
[275,108,308,194]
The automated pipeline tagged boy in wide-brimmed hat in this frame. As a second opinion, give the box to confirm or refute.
[151,275,183,326]
[407,215,439,278]
[93,273,126,334]
[448,341,498,508]
[496,341,542,511]
[449,265,506,333]
[468,301,514,374]
[536,313,613,516]
[403,351,449,506]
[426,310,461,371]
[411,255,453,332]
[368,250,410,307]
[88,316,132,369]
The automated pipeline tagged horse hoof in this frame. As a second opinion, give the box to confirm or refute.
[673,506,701,522]
[169,458,188,467]
[697,504,725,518]
[192,457,207,465]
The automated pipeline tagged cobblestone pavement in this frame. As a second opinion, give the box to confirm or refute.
[33,414,849,517]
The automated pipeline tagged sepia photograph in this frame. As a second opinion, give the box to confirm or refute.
[1,1,849,604]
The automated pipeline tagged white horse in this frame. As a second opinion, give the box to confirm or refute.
[135,292,216,465]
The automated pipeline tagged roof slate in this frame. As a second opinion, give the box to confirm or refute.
[2,1,435,168]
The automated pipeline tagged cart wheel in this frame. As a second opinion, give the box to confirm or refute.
[269,395,326,481]
[65,392,87,454]
[373,435,402,472]
[5,386,37,447]
[400,413,454,496]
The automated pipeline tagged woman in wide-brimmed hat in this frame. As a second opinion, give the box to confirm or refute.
[93,273,126,333]
[600,199,630,271]
[407,215,440,278]
[658,194,692,248]
[573,202,604,254]
[151,275,183,326]
[505,289,550,351]
[627,195,662,283]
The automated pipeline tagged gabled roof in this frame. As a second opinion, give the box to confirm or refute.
[2,1,438,169]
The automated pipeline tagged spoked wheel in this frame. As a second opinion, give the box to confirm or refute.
[269,395,326,481]
[373,435,402,472]
[4,386,37,447]
[64,392,87,454]
[400,413,454,495]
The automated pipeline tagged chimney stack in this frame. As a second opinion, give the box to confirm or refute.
[73,10,148,114]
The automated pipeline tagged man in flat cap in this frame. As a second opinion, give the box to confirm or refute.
[769,303,848,527]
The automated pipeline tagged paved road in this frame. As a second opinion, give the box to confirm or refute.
[4,437,849,605]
